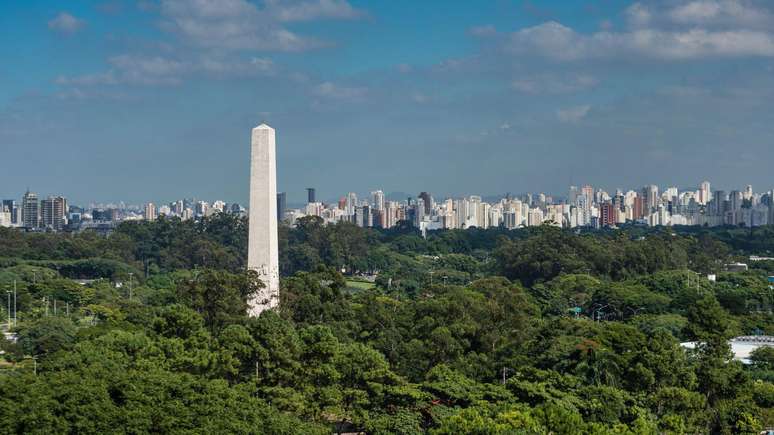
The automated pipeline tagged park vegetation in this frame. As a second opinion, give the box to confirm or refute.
[0,215,773,434]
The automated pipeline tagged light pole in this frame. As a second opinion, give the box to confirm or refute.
[5,291,10,329]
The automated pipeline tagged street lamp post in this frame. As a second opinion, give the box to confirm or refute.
[5,291,10,329]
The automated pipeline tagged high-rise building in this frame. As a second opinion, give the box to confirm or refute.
[248,123,279,316]
[306,188,316,204]
[195,201,209,217]
[361,205,371,227]
[92,208,119,222]
[345,192,358,216]
[744,185,753,201]
[642,185,659,212]
[276,192,286,222]
[600,202,617,227]
[711,190,726,215]
[568,186,579,206]
[21,191,39,229]
[40,196,67,230]
[372,190,385,211]
[144,203,157,221]
[729,190,743,211]
[581,185,594,209]
[0,205,11,228]
[699,181,711,205]
[418,191,432,216]
[2,200,18,225]
[212,200,226,213]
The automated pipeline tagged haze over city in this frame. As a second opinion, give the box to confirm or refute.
[3,0,774,205]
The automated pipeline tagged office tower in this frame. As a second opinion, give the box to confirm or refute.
[1,200,18,225]
[712,190,727,216]
[247,123,279,316]
[276,192,286,222]
[418,191,432,216]
[144,203,157,221]
[306,188,316,204]
[699,181,711,205]
[21,191,39,229]
[40,196,67,230]
[362,205,371,227]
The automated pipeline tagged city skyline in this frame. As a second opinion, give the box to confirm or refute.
[3,179,774,209]
[3,0,774,203]
[5,179,774,232]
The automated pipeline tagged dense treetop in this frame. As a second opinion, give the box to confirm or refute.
[0,215,772,433]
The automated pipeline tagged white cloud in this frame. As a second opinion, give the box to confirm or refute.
[109,54,187,85]
[265,0,363,22]
[469,25,497,37]
[48,12,85,34]
[313,81,366,99]
[397,63,413,73]
[557,105,591,123]
[56,54,275,86]
[56,71,119,86]
[411,93,429,103]
[506,21,774,61]
[511,74,598,94]
[626,3,652,28]
[668,0,774,28]
[159,0,320,51]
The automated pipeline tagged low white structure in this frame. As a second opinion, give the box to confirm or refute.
[681,336,774,364]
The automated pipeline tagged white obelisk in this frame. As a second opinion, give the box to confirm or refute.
[247,123,279,315]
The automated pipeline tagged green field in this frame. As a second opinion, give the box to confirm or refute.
[345,279,376,291]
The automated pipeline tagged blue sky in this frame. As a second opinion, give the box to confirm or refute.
[2,0,774,205]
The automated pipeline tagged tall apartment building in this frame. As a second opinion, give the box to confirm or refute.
[21,191,39,229]
[144,202,157,221]
[40,196,68,230]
